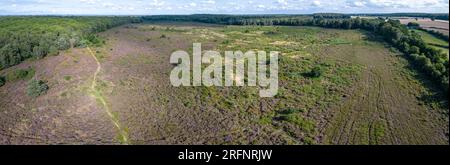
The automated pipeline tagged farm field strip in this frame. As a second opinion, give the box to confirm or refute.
[412,29,449,56]
[397,18,450,36]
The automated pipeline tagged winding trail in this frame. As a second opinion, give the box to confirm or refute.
[87,47,129,144]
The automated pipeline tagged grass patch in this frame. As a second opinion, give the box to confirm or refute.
[327,38,352,45]
[275,113,315,133]
[371,121,386,144]
[6,67,35,82]
[64,75,72,81]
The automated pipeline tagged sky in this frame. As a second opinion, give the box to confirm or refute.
[0,0,449,15]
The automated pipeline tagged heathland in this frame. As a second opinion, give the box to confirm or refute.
[0,14,448,144]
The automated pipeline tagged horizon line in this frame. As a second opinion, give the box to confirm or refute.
[1,12,449,17]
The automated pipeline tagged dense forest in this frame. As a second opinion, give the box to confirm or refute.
[143,14,449,94]
[0,16,142,69]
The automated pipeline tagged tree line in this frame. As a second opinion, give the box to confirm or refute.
[0,16,142,70]
[143,15,449,93]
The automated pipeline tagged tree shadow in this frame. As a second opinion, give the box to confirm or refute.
[406,62,449,111]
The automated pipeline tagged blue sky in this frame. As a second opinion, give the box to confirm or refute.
[0,0,448,15]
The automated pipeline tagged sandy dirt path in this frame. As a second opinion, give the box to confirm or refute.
[86,47,129,144]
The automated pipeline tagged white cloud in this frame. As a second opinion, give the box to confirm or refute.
[0,0,448,15]
[151,0,165,7]
[345,0,447,9]
[102,2,115,8]
[312,1,321,7]
[79,0,98,5]
[277,0,288,5]
[354,2,365,7]
[204,0,216,4]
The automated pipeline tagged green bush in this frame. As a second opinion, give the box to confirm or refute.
[407,22,420,28]
[0,76,5,87]
[64,75,72,81]
[277,113,315,133]
[27,79,49,98]
[304,66,324,78]
[6,68,35,81]
[85,35,105,47]
[78,39,90,48]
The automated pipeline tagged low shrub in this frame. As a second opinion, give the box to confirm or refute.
[276,113,315,133]
[304,65,324,78]
[27,79,49,98]
[0,76,5,87]
[6,67,35,81]
[64,75,72,81]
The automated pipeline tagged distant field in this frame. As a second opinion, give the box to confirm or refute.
[1,22,447,144]
[412,29,449,56]
[351,16,450,36]
[396,17,449,36]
